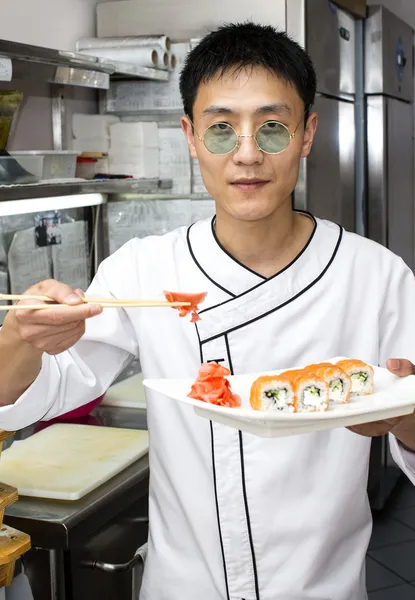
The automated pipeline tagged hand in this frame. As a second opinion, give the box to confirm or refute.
[348,359,415,439]
[2,279,102,356]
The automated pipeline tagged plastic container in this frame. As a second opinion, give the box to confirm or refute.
[10,151,80,179]
[39,395,104,424]
[0,154,44,184]
[54,396,104,420]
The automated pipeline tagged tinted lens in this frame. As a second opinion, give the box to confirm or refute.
[203,123,237,155]
[256,121,291,154]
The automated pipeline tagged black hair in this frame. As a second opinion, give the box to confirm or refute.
[179,22,317,122]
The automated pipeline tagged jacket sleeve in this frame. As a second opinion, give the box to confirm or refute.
[378,255,415,482]
[0,239,142,431]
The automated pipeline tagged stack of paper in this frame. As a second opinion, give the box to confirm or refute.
[158,127,191,194]
[72,114,120,153]
[108,121,159,178]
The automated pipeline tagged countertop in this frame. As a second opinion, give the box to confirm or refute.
[3,406,149,550]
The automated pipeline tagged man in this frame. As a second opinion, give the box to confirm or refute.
[1,22,415,600]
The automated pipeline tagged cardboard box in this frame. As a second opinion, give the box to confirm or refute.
[332,0,367,19]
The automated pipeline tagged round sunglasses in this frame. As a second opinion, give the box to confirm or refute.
[193,119,302,155]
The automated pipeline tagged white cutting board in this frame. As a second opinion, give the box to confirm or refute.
[0,424,149,501]
[102,373,147,409]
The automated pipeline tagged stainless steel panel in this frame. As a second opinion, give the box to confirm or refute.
[295,95,355,230]
[386,98,414,269]
[366,96,387,246]
[286,0,306,48]
[367,96,414,270]
[365,6,414,102]
[355,18,366,237]
[306,0,356,98]
[52,86,65,151]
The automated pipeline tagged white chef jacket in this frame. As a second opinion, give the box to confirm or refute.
[2,215,415,600]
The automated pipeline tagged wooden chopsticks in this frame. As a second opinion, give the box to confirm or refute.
[0,294,191,311]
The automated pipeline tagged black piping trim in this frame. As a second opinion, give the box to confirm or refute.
[211,217,267,281]
[210,421,231,600]
[224,334,234,374]
[239,431,260,600]
[201,225,343,344]
[196,322,230,600]
[225,334,260,599]
[199,211,318,316]
[186,223,236,298]
[194,322,203,364]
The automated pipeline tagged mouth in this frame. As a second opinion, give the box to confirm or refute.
[230,178,270,190]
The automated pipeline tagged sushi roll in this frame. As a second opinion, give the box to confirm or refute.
[305,363,352,405]
[336,359,374,396]
[250,371,298,412]
[293,370,329,413]
[250,369,329,413]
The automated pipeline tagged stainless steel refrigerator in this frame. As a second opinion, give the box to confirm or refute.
[365,5,414,510]
[288,1,415,511]
[287,0,356,231]
[365,5,414,271]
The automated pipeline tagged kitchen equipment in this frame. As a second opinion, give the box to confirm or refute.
[0,154,43,185]
[5,410,149,600]
[9,151,80,180]
[102,374,147,409]
[144,360,415,438]
[0,424,149,500]
[365,5,414,270]
[287,0,356,231]
[364,5,415,509]
[0,430,31,587]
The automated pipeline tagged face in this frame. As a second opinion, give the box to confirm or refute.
[182,67,318,222]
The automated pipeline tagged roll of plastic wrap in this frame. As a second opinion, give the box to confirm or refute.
[80,47,159,68]
[169,54,177,70]
[156,52,169,71]
[77,35,171,52]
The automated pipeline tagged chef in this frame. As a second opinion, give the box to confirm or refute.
[1,22,415,600]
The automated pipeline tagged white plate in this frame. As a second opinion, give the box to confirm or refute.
[144,358,415,437]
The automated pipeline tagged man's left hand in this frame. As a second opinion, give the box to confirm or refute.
[347,359,415,447]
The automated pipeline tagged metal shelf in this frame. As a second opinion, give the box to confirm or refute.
[0,179,173,216]
[0,39,169,88]
[0,178,172,201]
[0,193,106,217]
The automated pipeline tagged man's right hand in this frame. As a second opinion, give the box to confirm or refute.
[2,279,103,356]
[0,279,103,406]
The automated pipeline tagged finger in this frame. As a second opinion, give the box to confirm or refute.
[383,417,406,428]
[42,327,87,356]
[18,319,84,344]
[15,303,102,327]
[35,279,84,305]
[31,322,85,352]
[386,358,415,377]
[348,424,392,437]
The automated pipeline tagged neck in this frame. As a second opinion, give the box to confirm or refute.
[214,201,313,278]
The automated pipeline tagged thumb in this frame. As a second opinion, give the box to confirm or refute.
[386,358,415,377]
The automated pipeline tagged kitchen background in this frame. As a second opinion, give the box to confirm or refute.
[0,0,415,598]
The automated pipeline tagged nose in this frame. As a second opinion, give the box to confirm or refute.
[232,135,263,166]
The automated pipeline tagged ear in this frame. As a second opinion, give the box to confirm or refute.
[301,112,318,158]
[181,116,198,159]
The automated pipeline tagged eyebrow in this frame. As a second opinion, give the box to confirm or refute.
[255,103,292,116]
[202,103,292,117]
